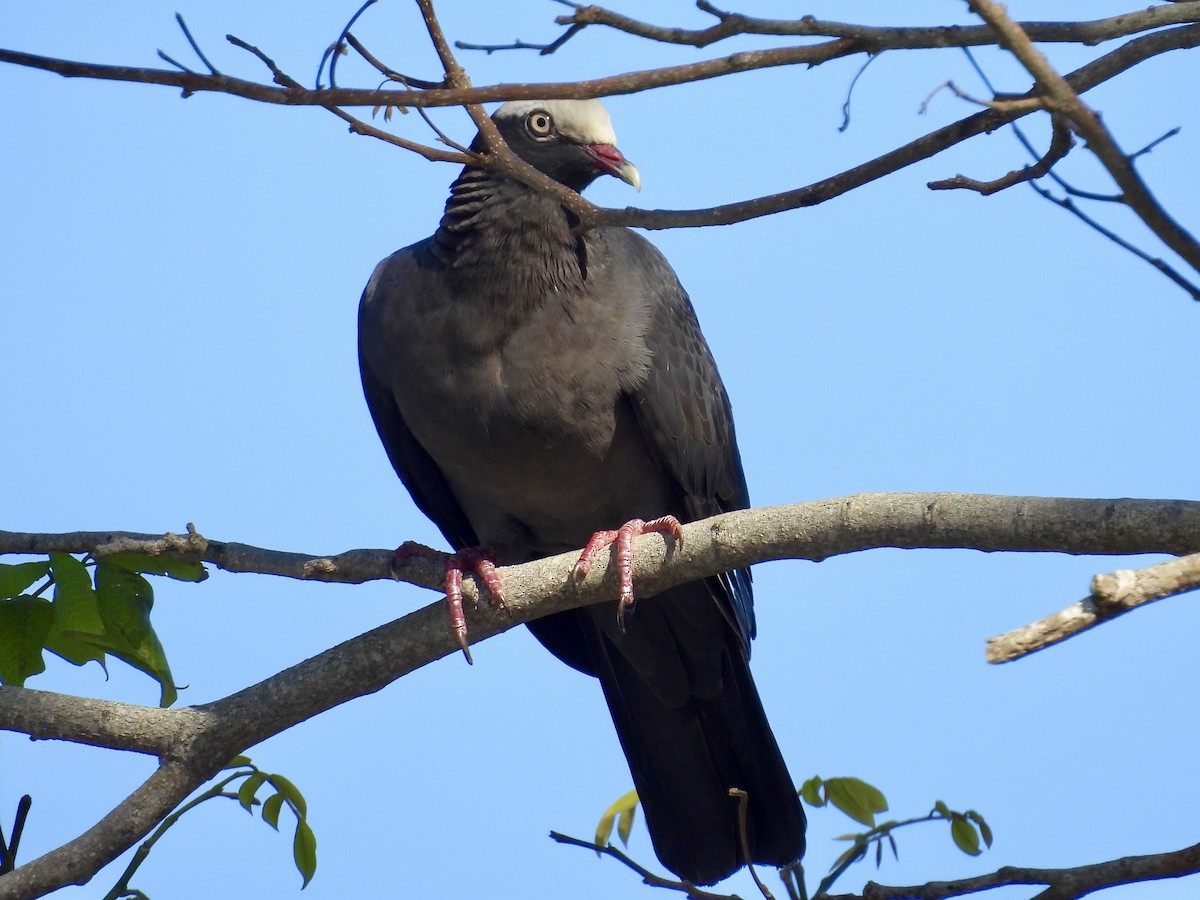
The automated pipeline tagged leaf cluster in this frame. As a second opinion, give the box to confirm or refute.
[797,776,992,898]
[0,552,205,706]
[102,756,317,899]
[591,776,992,898]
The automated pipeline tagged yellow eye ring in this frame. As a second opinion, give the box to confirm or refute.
[526,111,553,137]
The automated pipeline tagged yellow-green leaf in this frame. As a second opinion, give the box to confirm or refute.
[825,777,888,828]
[595,789,640,848]
[950,815,981,856]
[799,776,825,807]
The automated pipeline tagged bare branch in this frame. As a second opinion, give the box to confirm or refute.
[826,839,1200,899]
[967,0,1200,278]
[1025,178,1200,300]
[3,21,1199,238]
[549,831,737,900]
[543,2,1200,51]
[172,13,218,76]
[5,494,1200,595]
[988,551,1200,663]
[929,114,1075,195]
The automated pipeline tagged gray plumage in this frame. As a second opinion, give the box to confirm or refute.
[358,99,805,884]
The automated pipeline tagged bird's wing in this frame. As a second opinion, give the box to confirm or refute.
[615,230,757,651]
[358,253,479,552]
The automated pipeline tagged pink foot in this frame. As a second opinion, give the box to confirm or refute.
[392,542,505,664]
[570,516,684,628]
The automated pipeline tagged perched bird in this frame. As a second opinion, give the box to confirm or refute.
[358,99,805,885]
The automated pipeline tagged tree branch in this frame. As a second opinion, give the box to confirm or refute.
[825,838,1200,899]
[966,0,1200,276]
[987,550,1200,662]
[928,112,1074,196]
[542,2,1200,51]
[3,492,1199,897]
[2,19,1198,244]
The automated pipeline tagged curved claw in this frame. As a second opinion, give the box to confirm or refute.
[391,541,506,664]
[569,516,684,631]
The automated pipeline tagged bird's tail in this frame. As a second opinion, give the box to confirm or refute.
[584,586,806,886]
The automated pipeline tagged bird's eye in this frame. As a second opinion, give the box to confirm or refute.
[526,111,554,138]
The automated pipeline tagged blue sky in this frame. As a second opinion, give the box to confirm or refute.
[3,2,1198,898]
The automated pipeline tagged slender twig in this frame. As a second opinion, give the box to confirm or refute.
[838,53,881,133]
[343,33,443,89]
[173,13,218,75]
[455,24,586,56]
[155,50,193,75]
[324,0,376,89]
[0,797,32,876]
[729,790,775,900]
[100,775,247,900]
[549,832,741,900]
[1131,125,1182,161]
[1025,179,1200,299]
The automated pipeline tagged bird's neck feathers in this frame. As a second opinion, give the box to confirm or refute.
[432,166,589,302]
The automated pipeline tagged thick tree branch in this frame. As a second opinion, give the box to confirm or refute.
[5,494,1200,595]
[3,495,1198,897]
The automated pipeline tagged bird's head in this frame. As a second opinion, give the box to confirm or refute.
[486,99,642,194]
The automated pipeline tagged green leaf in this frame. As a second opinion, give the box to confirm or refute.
[262,792,285,831]
[825,777,888,828]
[226,755,254,769]
[0,561,50,598]
[292,818,318,888]
[799,776,825,807]
[933,800,951,818]
[267,774,308,818]
[238,771,269,812]
[967,810,993,848]
[950,814,982,856]
[0,596,53,685]
[103,552,208,583]
[94,562,177,707]
[594,789,640,848]
[45,554,107,667]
